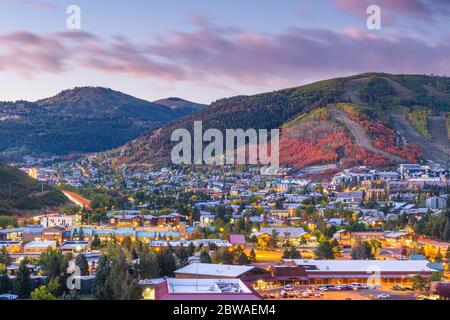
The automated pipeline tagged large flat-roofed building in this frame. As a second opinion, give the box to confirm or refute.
[279,259,435,286]
[23,240,57,253]
[139,278,261,300]
[174,263,267,281]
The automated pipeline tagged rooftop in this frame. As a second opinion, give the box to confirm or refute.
[166,278,252,294]
[174,263,255,277]
[283,259,434,273]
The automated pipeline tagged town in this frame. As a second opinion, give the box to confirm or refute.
[1,159,449,301]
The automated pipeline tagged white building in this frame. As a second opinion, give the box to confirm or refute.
[39,214,79,228]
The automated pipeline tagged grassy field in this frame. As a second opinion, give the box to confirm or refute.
[407,109,431,139]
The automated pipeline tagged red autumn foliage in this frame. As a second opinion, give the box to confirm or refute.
[342,108,422,163]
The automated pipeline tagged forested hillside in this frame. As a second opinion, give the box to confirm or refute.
[0,87,202,159]
[115,73,450,168]
[0,164,67,214]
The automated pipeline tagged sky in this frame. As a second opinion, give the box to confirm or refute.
[0,0,449,104]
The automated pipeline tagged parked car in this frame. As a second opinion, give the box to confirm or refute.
[377,294,390,299]
[404,286,414,291]
[284,284,294,291]
[392,285,405,291]
[301,291,311,298]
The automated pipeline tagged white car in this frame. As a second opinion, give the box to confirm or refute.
[377,294,390,299]
[285,284,294,291]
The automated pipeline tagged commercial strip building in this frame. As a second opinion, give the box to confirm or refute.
[275,259,436,286]
[170,260,437,291]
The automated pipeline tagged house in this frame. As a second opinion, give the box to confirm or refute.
[333,230,385,246]
[269,208,294,219]
[199,211,216,226]
[252,227,307,247]
[139,278,261,300]
[383,232,412,247]
[335,191,363,204]
[229,234,246,248]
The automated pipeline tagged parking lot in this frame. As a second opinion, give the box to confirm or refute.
[257,283,421,300]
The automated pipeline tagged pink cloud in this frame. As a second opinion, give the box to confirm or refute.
[0,25,449,87]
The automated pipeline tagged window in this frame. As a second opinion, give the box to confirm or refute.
[142,287,155,300]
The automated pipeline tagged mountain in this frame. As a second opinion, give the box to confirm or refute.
[0,87,199,159]
[115,73,450,168]
[0,164,67,214]
[153,97,207,117]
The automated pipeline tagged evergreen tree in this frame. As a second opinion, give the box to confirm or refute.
[351,242,374,260]
[199,250,212,263]
[91,234,101,248]
[94,255,111,299]
[158,248,177,276]
[249,248,257,263]
[0,246,11,266]
[236,252,250,265]
[435,248,443,262]
[178,246,190,267]
[14,259,32,299]
[314,241,335,260]
[137,251,159,279]
[75,254,89,276]
[188,242,196,256]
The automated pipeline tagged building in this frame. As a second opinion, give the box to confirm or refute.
[229,234,246,248]
[150,239,232,249]
[253,227,307,247]
[41,226,66,242]
[109,213,184,228]
[335,191,363,204]
[139,278,261,300]
[333,230,385,246]
[365,188,388,201]
[174,263,267,281]
[399,164,427,178]
[425,196,448,209]
[61,240,90,254]
[278,259,435,286]
[0,241,22,253]
[39,214,78,228]
[23,240,57,253]
[0,228,23,241]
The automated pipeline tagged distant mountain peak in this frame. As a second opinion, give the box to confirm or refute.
[154,97,207,110]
